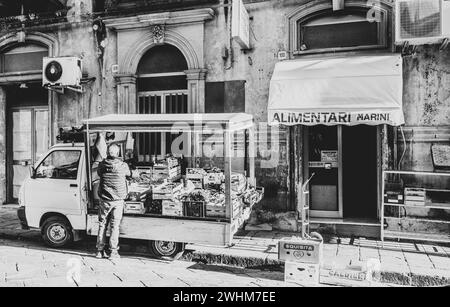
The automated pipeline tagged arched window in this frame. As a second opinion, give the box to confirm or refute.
[290,5,389,55]
[136,44,189,159]
[0,43,48,73]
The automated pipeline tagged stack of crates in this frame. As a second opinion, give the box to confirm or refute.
[278,237,323,286]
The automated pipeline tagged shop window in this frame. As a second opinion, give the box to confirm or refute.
[0,44,48,74]
[292,7,388,54]
[137,44,188,160]
[35,150,81,180]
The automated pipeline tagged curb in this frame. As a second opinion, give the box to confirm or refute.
[180,250,450,287]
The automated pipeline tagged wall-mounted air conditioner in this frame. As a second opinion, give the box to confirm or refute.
[395,0,450,45]
[42,57,82,87]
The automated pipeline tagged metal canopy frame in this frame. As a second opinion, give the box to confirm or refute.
[83,113,256,225]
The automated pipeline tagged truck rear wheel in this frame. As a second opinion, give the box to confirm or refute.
[149,240,184,259]
[42,216,74,248]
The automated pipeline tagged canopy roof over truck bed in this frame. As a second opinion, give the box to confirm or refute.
[83,113,254,133]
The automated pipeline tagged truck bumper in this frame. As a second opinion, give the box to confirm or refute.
[17,207,29,230]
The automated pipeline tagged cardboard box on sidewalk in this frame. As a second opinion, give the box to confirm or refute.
[319,260,381,287]
[284,262,320,286]
[278,237,323,264]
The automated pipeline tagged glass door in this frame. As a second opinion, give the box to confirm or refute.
[305,125,343,218]
[10,107,49,199]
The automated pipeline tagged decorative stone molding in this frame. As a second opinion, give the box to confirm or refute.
[103,8,214,31]
[120,28,201,74]
[151,25,166,44]
[185,68,207,81]
[106,8,214,114]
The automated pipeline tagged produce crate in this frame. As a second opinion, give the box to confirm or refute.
[243,187,265,206]
[188,178,203,189]
[162,200,183,216]
[153,182,183,200]
[124,202,146,215]
[204,172,224,185]
[183,201,206,218]
[384,191,404,204]
[206,201,242,218]
[404,187,426,206]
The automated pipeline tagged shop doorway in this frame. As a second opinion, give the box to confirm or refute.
[304,125,379,219]
[342,125,378,219]
[6,84,49,202]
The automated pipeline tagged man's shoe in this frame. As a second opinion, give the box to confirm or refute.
[96,251,109,259]
[109,251,121,260]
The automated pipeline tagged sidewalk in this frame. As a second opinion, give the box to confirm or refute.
[1,205,449,287]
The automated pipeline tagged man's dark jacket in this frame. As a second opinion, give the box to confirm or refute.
[97,157,131,201]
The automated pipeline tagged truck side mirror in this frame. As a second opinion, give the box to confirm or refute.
[29,166,36,179]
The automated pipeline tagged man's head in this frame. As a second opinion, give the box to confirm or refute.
[107,144,120,158]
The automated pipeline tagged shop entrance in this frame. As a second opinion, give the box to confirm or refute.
[342,125,378,219]
[304,125,379,220]
[6,84,49,202]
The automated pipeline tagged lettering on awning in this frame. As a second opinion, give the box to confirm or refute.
[271,111,392,125]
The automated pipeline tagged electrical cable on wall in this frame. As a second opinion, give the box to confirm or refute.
[398,125,407,170]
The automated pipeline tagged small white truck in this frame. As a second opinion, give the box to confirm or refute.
[17,113,259,258]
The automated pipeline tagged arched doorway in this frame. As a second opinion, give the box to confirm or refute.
[136,44,189,160]
[1,43,50,202]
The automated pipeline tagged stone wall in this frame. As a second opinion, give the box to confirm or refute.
[0,87,5,203]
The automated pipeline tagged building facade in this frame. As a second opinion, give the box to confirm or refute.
[0,0,449,233]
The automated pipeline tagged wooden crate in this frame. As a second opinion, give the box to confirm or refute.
[206,202,242,218]
[404,187,426,206]
[183,201,206,218]
[162,200,183,216]
[124,202,146,215]
[188,178,203,189]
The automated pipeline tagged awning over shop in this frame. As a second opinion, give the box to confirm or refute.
[268,54,404,126]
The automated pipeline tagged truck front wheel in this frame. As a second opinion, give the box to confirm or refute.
[149,240,184,259]
[42,216,74,248]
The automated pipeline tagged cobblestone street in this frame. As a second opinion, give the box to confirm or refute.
[1,205,450,287]
[0,238,288,287]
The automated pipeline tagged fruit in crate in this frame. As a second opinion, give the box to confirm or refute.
[148,199,162,215]
[127,182,151,202]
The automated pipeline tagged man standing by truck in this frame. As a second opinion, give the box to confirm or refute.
[96,144,132,260]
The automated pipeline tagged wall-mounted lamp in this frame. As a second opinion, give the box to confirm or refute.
[19,83,28,89]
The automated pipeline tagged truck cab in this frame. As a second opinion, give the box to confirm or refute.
[18,143,88,247]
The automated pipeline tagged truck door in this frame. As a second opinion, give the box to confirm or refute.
[25,148,84,228]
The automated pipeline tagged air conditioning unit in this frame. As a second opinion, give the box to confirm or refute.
[395,0,450,45]
[42,57,82,87]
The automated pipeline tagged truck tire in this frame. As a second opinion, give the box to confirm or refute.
[42,216,74,248]
[149,240,184,259]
